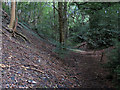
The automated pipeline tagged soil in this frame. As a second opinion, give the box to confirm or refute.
[1,11,113,88]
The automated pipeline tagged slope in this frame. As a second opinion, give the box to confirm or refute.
[1,10,113,88]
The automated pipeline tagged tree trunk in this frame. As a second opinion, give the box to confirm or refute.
[58,2,64,45]
[53,1,56,26]
[63,2,68,40]
[53,1,58,41]
[9,0,16,29]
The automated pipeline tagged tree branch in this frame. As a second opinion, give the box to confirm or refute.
[52,5,59,12]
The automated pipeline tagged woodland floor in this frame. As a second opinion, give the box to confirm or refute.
[1,12,113,88]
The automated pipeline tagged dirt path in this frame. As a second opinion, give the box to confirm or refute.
[1,14,113,88]
[63,52,112,88]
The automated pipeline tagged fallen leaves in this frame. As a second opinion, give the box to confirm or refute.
[0,64,7,68]
[1,10,112,88]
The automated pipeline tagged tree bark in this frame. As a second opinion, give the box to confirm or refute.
[58,2,64,45]
[53,1,56,26]
[53,1,58,41]
[9,0,16,29]
[63,2,68,40]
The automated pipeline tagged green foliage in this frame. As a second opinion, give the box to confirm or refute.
[53,43,69,59]
[69,2,120,49]
[2,2,10,15]
[16,2,59,41]
[2,2,120,88]
[2,2,120,50]
[84,28,119,49]
[105,40,120,88]
[68,24,89,46]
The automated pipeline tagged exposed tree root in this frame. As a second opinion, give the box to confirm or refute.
[2,25,31,44]
[2,9,30,43]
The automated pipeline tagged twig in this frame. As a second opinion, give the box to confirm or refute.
[29,67,45,73]
[20,64,44,73]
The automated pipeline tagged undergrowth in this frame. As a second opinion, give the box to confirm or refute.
[105,40,120,89]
